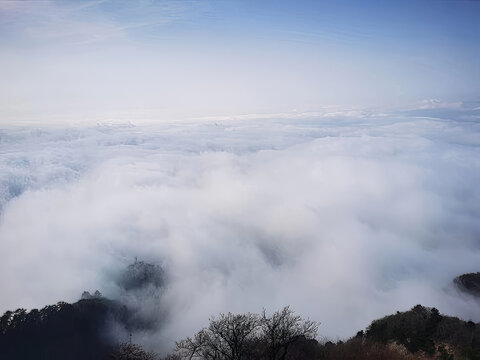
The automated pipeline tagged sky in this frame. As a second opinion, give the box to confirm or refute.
[1,0,480,355]
[1,0,479,123]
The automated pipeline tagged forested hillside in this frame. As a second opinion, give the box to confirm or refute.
[1,269,479,359]
[1,302,479,360]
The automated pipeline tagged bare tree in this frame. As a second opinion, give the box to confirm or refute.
[260,306,319,360]
[176,312,260,360]
[176,330,211,360]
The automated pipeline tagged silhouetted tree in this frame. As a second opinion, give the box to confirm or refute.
[260,306,319,360]
[176,312,260,360]
[174,308,319,360]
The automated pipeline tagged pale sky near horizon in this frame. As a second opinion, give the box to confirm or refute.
[1,0,479,123]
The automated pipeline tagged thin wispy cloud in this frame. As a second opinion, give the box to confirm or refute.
[1,0,479,123]
[0,0,204,46]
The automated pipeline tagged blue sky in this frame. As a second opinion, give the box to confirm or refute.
[1,0,479,123]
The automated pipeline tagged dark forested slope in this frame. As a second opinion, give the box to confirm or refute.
[0,297,125,359]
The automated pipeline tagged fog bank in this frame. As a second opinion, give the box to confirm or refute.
[1,106,479,352]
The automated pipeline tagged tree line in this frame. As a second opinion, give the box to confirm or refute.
[1,302,479,359]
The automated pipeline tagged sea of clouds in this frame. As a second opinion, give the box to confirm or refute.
[1,105,479,352]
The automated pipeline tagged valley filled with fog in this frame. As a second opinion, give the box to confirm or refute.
[1,105,479,351]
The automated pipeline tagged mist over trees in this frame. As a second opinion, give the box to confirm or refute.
[1,262,479,359]
[454,273,480,297]
[119,260,165,292]
[0,260,169,360]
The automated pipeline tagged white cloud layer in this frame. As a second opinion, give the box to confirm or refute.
[1,108,480,353]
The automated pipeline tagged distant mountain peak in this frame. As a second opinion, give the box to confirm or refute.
[454,272,480,297]
[117,260,165,291]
